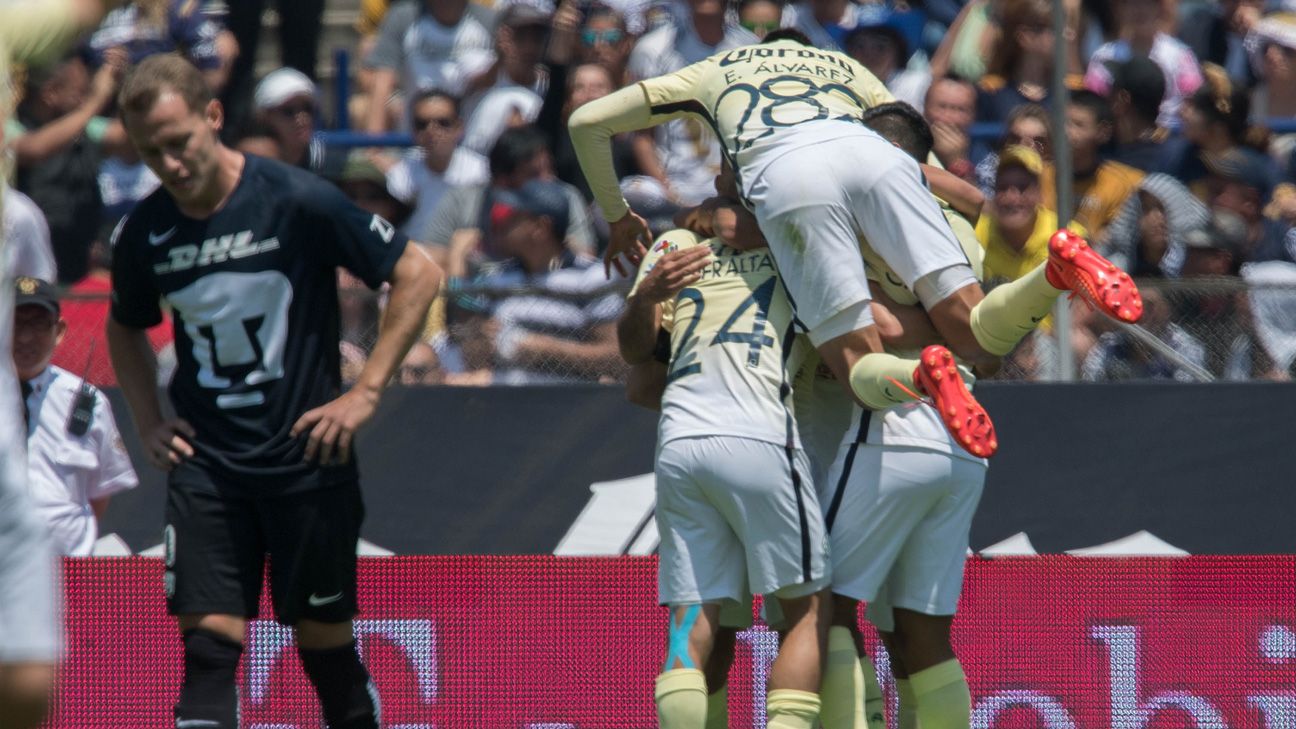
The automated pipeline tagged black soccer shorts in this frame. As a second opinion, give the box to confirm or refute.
[163,469,365,626]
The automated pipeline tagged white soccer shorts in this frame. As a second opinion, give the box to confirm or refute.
[0,488,61,663]
[820,442,986,618]
[655,435,830,608]
[745,123,972,347]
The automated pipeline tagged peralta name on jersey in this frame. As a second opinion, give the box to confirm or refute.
[153,231,281,275]
[703,249,776,279]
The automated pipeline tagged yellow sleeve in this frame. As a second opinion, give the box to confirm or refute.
[568,85,656,222]
[0,0,81,67]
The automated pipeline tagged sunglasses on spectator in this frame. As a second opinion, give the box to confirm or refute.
[741,19,781,34]
[414,115,457,131]
[275,102,315,118]
[582,28,624,45]
[1009,133,1048,151]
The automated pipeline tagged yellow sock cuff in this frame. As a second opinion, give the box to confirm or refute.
[705,684,728,729]
[969,264,1061,356]
[910,659,966,695]
[767,689,822,727]
[849,353,921,409]
[861,655,887,729]
[657,668,707,699]
[828,626,858,661]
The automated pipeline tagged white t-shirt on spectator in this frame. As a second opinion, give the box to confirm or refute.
[23,365,138,556]
[627,21,757,205]
[386,146,490,239]
[366,1,496,99]
[4,189,56,281]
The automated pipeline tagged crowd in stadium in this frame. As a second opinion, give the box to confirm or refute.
[11,0,1296,386]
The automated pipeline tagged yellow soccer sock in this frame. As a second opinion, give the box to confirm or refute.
[704,684,728,729]
[910,659,971,729]
[767,689,822,729]
[849,353,922,409]
[861,655,886,729]
[820,627,866,729]
[895,677,918,729]
[656,668,708,729]
[968,264,1062,356]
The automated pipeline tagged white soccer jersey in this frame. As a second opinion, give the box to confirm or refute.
[632,229,809,448]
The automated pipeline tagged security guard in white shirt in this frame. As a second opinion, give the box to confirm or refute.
[14,277,137,556]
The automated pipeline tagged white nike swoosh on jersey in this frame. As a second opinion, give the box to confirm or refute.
[308,592,344,607]
[149,227,177,246]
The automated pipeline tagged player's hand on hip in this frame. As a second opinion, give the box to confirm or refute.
[636,246,712,304]
[605,210,651,278]
[143,419,196,471]
[291,388,380,466]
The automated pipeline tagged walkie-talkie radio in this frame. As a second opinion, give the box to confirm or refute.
[66,339,97,437]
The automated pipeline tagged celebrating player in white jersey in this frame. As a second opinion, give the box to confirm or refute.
[619,177,832,727]
[571,29,1145,459]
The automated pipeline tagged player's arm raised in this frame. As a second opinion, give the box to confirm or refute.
[292,242,442,465]
[618,246,711,364]
[921,164,985,224]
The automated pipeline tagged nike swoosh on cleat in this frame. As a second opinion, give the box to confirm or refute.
[148,227,177,246]
[1030,314,1046,324]
[308,592,344,607]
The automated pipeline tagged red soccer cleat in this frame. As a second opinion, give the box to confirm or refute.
[1046,229,1144,323]
[912,345,998,458]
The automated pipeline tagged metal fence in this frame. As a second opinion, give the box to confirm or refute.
[49,276,1296,389]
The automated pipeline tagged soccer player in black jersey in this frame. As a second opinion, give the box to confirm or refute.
[106,54,442,729]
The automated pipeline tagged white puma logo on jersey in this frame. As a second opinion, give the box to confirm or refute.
[152,231,280,274]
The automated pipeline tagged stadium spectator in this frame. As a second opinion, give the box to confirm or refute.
[1083,0,1202,129]
[98,143,161,224]
[477,179,624,384]
[976,102,1053,199]
[844,12,930,108]
[362,0,495,133]
[780,0,870,51]
[546,62,641,205]
[423,125,596,261]
[924,75,979,181]
[253,68,345,178]
[929,0,997,82]
[383,89,488,239]
[739,0,783,40]
[1059,90,1145,245]
[1178,209,1254,376]
[976,0,1082,123]
[87,0,237,93]
[1164,64,1274,200]
[231,121,282,159]
[627,0,756,205]
[580,3,636,86]
[4,190,56,282]
[1181,0,1263,88]
[459,3,553,153]
[976,145,1086,288]
[1204,149,1296,265]
[1081,286,1209,381]
[12,277,138,556]
[1103,173,1211,276]
[397,341,444,385]
[51,239,173,387]
[1247,11,1296,120]
[12,51,129,283]
[222,0,324,139]
[1104,56,1170,172]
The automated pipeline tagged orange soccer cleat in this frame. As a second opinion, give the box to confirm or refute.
[1046,229,1144,323]
[911,345,998,458]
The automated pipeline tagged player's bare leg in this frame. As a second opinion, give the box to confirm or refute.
[890,608,970,729]
[765,587,831,729]
[174,613,247,729]
[0,662,56,729]
[657,602,721,729]
[296,619,380,729]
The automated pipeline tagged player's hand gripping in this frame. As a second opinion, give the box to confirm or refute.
[635,246,712,304]
[605,209,652,278]
[142,418,196,471]
[291,388,380,466]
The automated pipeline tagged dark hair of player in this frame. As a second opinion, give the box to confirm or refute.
[1068,89,1115,129]
[762,28,813,46]
[488,125,549,178]
[118,53,214,122]
[860,101,934,162]
[409,87,462,120]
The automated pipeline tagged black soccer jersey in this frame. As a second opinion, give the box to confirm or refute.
[110,154,409,492]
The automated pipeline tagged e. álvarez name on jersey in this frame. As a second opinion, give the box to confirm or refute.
[110,154,408,492]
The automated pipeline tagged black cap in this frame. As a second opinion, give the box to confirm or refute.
[14,276,58,314]
[1205,148,1277,200]
[494,179,572,239]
